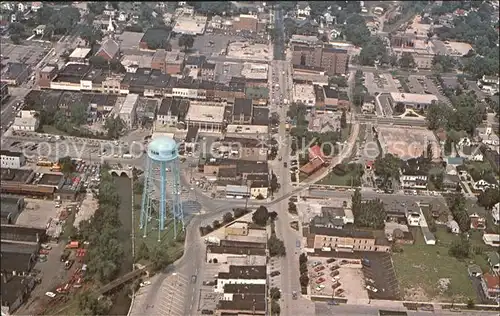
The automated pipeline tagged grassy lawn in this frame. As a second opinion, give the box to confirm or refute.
[42,125,69,136]
[394,226,495,302]
[317,171,359,186]
[133,194,185,263]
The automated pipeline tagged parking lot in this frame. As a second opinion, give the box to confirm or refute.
[408,76,425,94]
[361,252,400,300]
[175,33,245,57]
[364,72,400,95]
[131,273,189,316]
[0,43,49,67]
[198,263,224,311]
[423,77,452,106]
[376,93,393,117]
[15,198,61,229]
[308,256,368,302]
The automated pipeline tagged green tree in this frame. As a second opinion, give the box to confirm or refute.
[178,34,195,52]
[104,116,126,139]
[78,291,112,315]
[268,234,286,257]
[270,287,281,300]
[70,102,89,125]
[340,110,347,129]
[447,193,470,232]
[353,198,386,229]
[252,206,269,226]
[358,37,389,66]
[426,103,450,130]
[398,52,416,69]
[432,55,456,72]
[270,172,279,194]
[374,153,402,185]
[151,245,171,271]
[299,253,308,265]
[222,212,234,223]
[136,242,150,260]
[477,188,500,210]
[79,25,103,46]
[329,76,348,88]
[352,188,362,211]
[299,274,309,287]
[271,300,281,316]
[449,236,470,259]
[9,22,25,35]
[58,156,75,176]
[288,201,298,214]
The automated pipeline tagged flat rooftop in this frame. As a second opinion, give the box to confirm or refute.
[117,31,145,50]
[0,168,34,184]
[185,104,225,123]
[121,54,154,68]
[226,124,268,134]
[293,83,316,103]
[69,47,92,59]
[218,265,267,279]
[38,173,63,186]
[389,92,438,105]
[241,63,268,80]
[172,16,207,35]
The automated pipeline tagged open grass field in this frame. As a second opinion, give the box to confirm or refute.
[393,225,495,302]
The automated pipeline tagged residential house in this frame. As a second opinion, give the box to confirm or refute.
[472,179,497,192]
[493,202,500,225]
[442,174,459,191]
[311,206,355,229]
[486,251,500,275]
[483,234,500,247]
[469,213,486,230]
[400,158,429,190]
[468,264,483,278]
[481,273,500,303]
[447,220,460,234]
[406,210,422,226]
[96,38,120,61]
[296,2,311,20]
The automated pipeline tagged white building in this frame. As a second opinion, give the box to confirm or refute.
[492,203,500,225]
[447,220,460,234]
[296,2,311,19]
[293,83,316,108]
[389,92,438,110]
[206,245,266,264]
[0,150,26,169]
[483,234,500,247]
[12,111,39,132]
[118,94,139,128]
[185,104,225,132]
[406,211,422,226]
[401,175,428,189]
[215,265,267,293]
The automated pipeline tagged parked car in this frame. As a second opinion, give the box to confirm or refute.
[314,266,325,272]
[45,292,56,298]
[366,285,378,292]
[201,310,214,315]
[270,271,280,277]
[316,277,326,284]
[326,258,336,264]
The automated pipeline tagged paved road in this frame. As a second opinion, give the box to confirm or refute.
[315,302,500,316]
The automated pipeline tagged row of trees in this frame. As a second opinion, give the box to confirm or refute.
[352,70,367,107]
[374,153,402,188]
[351,189,386,229]
[426,98,483,136]
[446,193,470,233]
[76,168,123,296]
[299,253,310,293]
[199,208,250,235]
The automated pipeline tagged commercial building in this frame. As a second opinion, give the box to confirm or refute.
[152,50,185,75]
[0,62,31,86]
[12,110,39,132]
[0,150,26,169]
[232,98,253,124]
[215,265,267,293]
[389,92,438,110]
[156,97,189,127]
[185,104,225,132]
[206,245,266,264]
[292,44,348,75]
[121,53,154,73]
[302,224,391,252]
[118,93,139,128]
[69,47,92,62]
[293,83,316,107]
[217,293,266,315]
[232,14,258,33]
[172,15,207,35]
[37,65,59,88]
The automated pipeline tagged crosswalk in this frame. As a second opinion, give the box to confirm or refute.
[130,273,189,316]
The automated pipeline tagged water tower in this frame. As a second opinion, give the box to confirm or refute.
[140,136,185,242]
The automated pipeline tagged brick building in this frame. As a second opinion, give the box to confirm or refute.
[292,44,348,75]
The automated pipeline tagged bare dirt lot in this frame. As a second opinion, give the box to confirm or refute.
[378,126,440,160]
[16,198,60,229]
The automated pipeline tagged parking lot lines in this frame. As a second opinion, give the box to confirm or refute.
[130,273,189,316]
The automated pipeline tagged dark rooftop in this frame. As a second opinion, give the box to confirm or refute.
[58,63,91,78]
[218,265,267,279]
[0,251,35,273]
[1,224,46,243]
[1,241,38,255]
[38,173,64,186]
[251,106,269,126]
[219,240,266,249]
[0,150,24,157]
[158,97,190,118]
[218,294,266,312]
[202,62,216,70]
[207,246,266,256]
[308,225,375,239]
[323,86,339,99]
[186,55,206,67]
[140,28,171,47]
[233,98,253,118]
[3,62,30,80]
[223,284,266,294]
[185,126,199,143]
[0,168,34,184]
[236,160,268,174]
[1,275,35,309]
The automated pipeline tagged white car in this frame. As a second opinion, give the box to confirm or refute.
[140,281,152,287]
[366,285,378,292]
[45,292,56,298]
